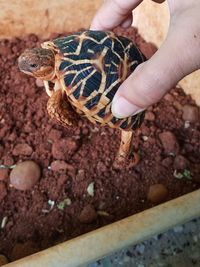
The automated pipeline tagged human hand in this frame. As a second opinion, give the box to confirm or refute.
[90,0,200,118]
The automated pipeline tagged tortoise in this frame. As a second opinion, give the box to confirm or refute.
[18,30,145,167]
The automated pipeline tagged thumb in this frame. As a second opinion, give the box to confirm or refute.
[111,30,199,118]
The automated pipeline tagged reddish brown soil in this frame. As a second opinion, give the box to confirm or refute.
[0,27,200,262]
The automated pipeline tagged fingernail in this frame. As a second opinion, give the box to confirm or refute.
[111,96,144,118]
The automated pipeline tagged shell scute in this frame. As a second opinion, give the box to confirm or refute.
[85,93,101,110]
[53,30,145,130]
[83,71,102,97]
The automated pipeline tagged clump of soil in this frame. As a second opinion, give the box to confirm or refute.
[0,27,200,262]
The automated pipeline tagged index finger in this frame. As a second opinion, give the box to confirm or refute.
[90,0,143,31]
[90,0,165,31]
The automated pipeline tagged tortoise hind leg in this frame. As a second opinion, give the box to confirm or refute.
[113,130,140,169]
[47,89,79,127]
[116,131,133,160]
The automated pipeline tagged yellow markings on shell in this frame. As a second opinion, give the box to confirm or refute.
[62,66,93,91]
[68,69,96,97]
[60,44,110,112]
[51,31,140,130]
[87,95,110,117]
[74,33,86,55]
[41,41,58,52]
[99,94,110,107]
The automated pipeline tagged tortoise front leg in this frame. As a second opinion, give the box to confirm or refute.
[47,89,79,127]
[44,80,63,97]
[44,80,53,97]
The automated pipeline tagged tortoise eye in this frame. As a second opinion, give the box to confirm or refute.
[30,63,38,68]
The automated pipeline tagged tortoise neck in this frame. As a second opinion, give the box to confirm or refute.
[41,71,56,81]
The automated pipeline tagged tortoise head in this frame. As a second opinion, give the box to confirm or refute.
[18,48,55,80]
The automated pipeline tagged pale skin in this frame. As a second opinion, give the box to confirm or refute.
[90,0,200,118]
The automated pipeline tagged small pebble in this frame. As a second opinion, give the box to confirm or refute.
[159,131,179,155]
[0,254,8,266]
[182,104,199,122]
[0,168,9,181]
[142,136,148,141]
[161,157,173,167]
[79,205,97,224]
[1,216,8,229]
[164,93,174,102]
[50,160,74,171]
[184,121,190,129]
[12,143,33,156]
[87,182,95,197]
[147,184,168,204]
[174,155,189,170]
[144,111,155,121]
[10,161,41,190]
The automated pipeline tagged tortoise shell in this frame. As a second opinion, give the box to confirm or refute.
[45,30,145,131]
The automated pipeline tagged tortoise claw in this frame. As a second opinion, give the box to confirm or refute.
[113,152,140,170]
[44,80,53,97]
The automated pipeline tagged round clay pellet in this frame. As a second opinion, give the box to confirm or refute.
[10,161,41,190]
[79,205,97,224]
[147,184,168,204]
[0,254,8,266]
[174,155,189,170]
[159,131,180,155]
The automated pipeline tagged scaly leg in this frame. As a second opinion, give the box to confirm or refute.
[113,130,140,169]
[116,130,133,161]
[47,89,79,127]
[44,80,61,97]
